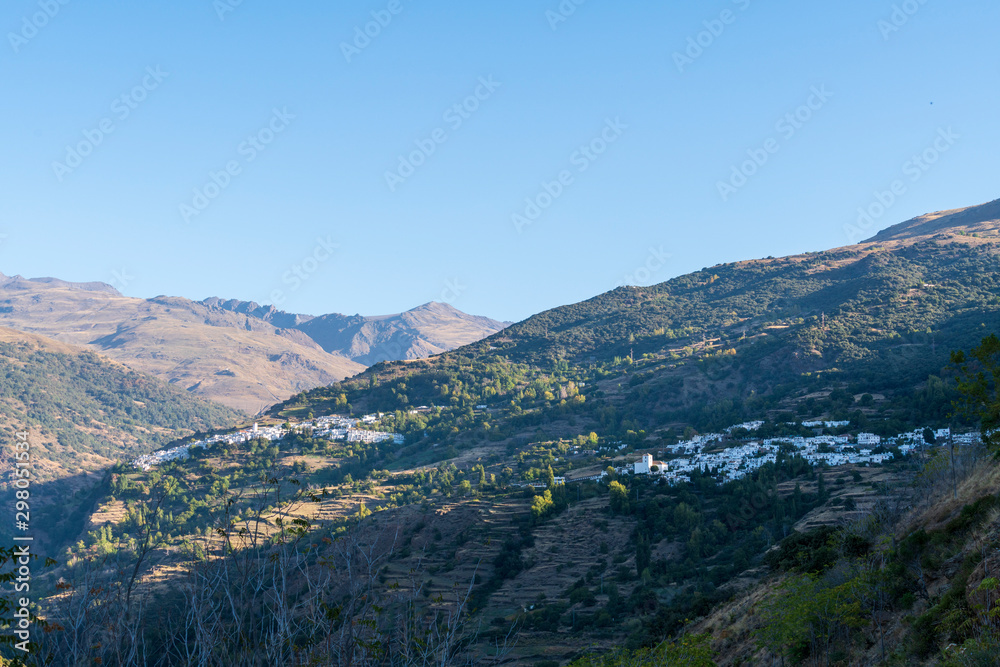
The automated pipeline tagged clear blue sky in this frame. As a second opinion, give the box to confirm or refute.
[2,0,997,322]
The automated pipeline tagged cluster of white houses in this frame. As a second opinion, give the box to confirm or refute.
[615,423,980,486]
[133,414,403,471]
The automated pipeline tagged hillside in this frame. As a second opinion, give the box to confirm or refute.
[0,326,241,548]
[680,450,1000,665]
[869,197,1000,242]
[34,388,986,665]
[494,198,1000,372]
[276,199,1000,440]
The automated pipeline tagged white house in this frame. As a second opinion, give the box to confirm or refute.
[634,454,668,475]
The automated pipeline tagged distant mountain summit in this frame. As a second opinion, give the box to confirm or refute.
[0,271,121,295]
[202,298,508,366]
[0,282,363,413]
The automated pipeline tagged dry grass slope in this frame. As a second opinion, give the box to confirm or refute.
[0,280,365,412]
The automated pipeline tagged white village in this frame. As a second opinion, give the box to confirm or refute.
[135,410,983,492]
[132,413,404,471]
[594,421,981,487]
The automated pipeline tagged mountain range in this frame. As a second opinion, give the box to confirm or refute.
[202,297,511,366]
[0,274,506,413]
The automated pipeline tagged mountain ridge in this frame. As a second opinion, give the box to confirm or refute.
[0,278,506,412]
[866,197,1000,242]
[0,270,121,295]
[201,297,509,366]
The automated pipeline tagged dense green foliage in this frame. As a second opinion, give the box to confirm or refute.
[568,634,716,666]
[0,341,242,468]
[249,236,1000,663]
[952,333,1000,454]
[754,473,1000,664]
[275,240,998,453]
[0,339,243,556]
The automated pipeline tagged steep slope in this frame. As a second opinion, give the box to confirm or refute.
[493,199,1000,371]
[0,326,240,479]
[681,455,1000,665]
[205,298,509,366]
[0,278,365,412]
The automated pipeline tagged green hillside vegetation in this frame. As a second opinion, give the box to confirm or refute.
[0,331,242,550]
[0,340,240,467]
[276,227,999,451]
[0,337,240,470]
[681,445,1000,665]
[2,359,989,666]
